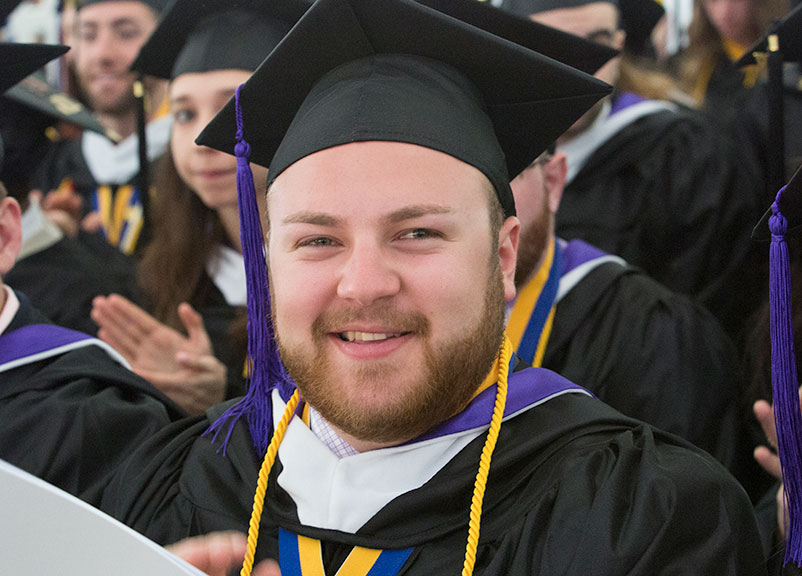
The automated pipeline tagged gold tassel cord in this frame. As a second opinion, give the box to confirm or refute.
[461,334,512,576]
[241,389,301,576]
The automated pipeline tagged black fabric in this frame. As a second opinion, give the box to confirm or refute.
[6,232,138,335]
[131,0,310,80]
[196,0,611,190]
[544,260,744,479]
[618,0,663,55]
[268,54,513,216]
[102,384,766,574]
[737,4,802,68]
[555,106,766,340]
[0,292,185,507]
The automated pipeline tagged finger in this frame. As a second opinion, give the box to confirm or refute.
[175,352,224,373]
[28,190,43,204]
[754,445,783,480]
[105,294,164,337]
[178,302,213,353]
[167,532,246,576]
[253,559,282,576]
[92,301,143,357]
[753,400,778,448]
[81,211,102,233]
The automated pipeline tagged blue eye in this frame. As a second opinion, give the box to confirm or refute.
[173,109,195,125]
[401,228,440,240]
[299,237,337,247]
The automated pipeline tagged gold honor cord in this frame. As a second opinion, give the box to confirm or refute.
[240,334,513,576]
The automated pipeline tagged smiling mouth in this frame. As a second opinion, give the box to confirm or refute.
[338,331,408,342]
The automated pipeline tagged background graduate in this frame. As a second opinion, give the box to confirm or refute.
[0,40,184,508]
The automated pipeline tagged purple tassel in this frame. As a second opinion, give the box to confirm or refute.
[769,185,802,566]
[205,85,293,455]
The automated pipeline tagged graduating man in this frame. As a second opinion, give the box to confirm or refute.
[509,149,745,475]
[500,0,766,340]
[33,0,168,255]
[103,0,766,573]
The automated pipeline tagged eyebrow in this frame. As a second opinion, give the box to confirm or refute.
[281,204,454,227]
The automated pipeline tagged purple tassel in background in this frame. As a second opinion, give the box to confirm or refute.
[769,185,802,566]
[206,85,291,455]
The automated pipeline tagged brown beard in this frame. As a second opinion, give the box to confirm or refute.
[514,185,552,288]
[275,266,507,445]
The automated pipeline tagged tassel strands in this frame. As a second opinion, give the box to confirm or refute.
[205,85,287,455]
[769,186,802,566]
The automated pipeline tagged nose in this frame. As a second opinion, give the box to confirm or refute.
[337,240,401,306]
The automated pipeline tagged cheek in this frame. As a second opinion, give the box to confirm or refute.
[170,132,193,185]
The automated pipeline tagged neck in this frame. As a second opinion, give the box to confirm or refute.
[327,421,408,453]
[98,111,137,142]
[218,204,242,253]
[0,282,6,314]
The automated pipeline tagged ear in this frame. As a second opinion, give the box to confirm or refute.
[543,152,567,215]
[614,28,626,51]
[0,197,22,276]
[498,215,519,302]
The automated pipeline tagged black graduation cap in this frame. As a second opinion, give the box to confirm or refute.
[76,0,168,13]
[196,0,611,459]
[500,0,618,18]
[197,0,612,199]
[0,43,67,95]
[131,0,311,80]
[618,0,664,55]
[737,4,802,194]
[415,0,618,75]
[4,74,117,140]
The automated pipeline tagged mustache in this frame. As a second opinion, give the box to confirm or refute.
[312,305,431,338]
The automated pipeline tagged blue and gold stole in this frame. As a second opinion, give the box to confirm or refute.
[92,184,145,255]
[278,528,412,576]
[506,237,561,367]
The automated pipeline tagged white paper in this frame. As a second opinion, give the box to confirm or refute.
[0,459,207,575]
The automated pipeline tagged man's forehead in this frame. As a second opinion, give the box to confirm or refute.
[77,1,156,24]
[267,141,492,220]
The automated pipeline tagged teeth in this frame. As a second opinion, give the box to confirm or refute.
[342,331,401,342]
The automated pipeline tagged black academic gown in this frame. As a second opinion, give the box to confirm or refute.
[33,137,154,255]
[556,105,766,340]
[0,292,186,507]
[543,260,743,477]
[102,368,766,575]
[5,231,138,336]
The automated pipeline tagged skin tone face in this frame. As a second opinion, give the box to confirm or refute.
[530,2,625,142]
[169,69,269,251]
[509,153,567,288]
[73,2,159,125]
[701,0,759,47]
[267,141,519,452]
[0,194,23,312]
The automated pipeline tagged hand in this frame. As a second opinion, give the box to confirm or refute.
[39,187,83,237]
[166,531,281,576]
[92,295,227,415]
[753,388,802,540]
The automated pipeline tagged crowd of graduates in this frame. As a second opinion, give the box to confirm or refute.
[2,0,802,574]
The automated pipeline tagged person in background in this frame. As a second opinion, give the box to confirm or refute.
[90,0,310,415]
[0,40,184,508]
[499,0,766,342]
[34,0,168,256]
[510,149,745,478]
